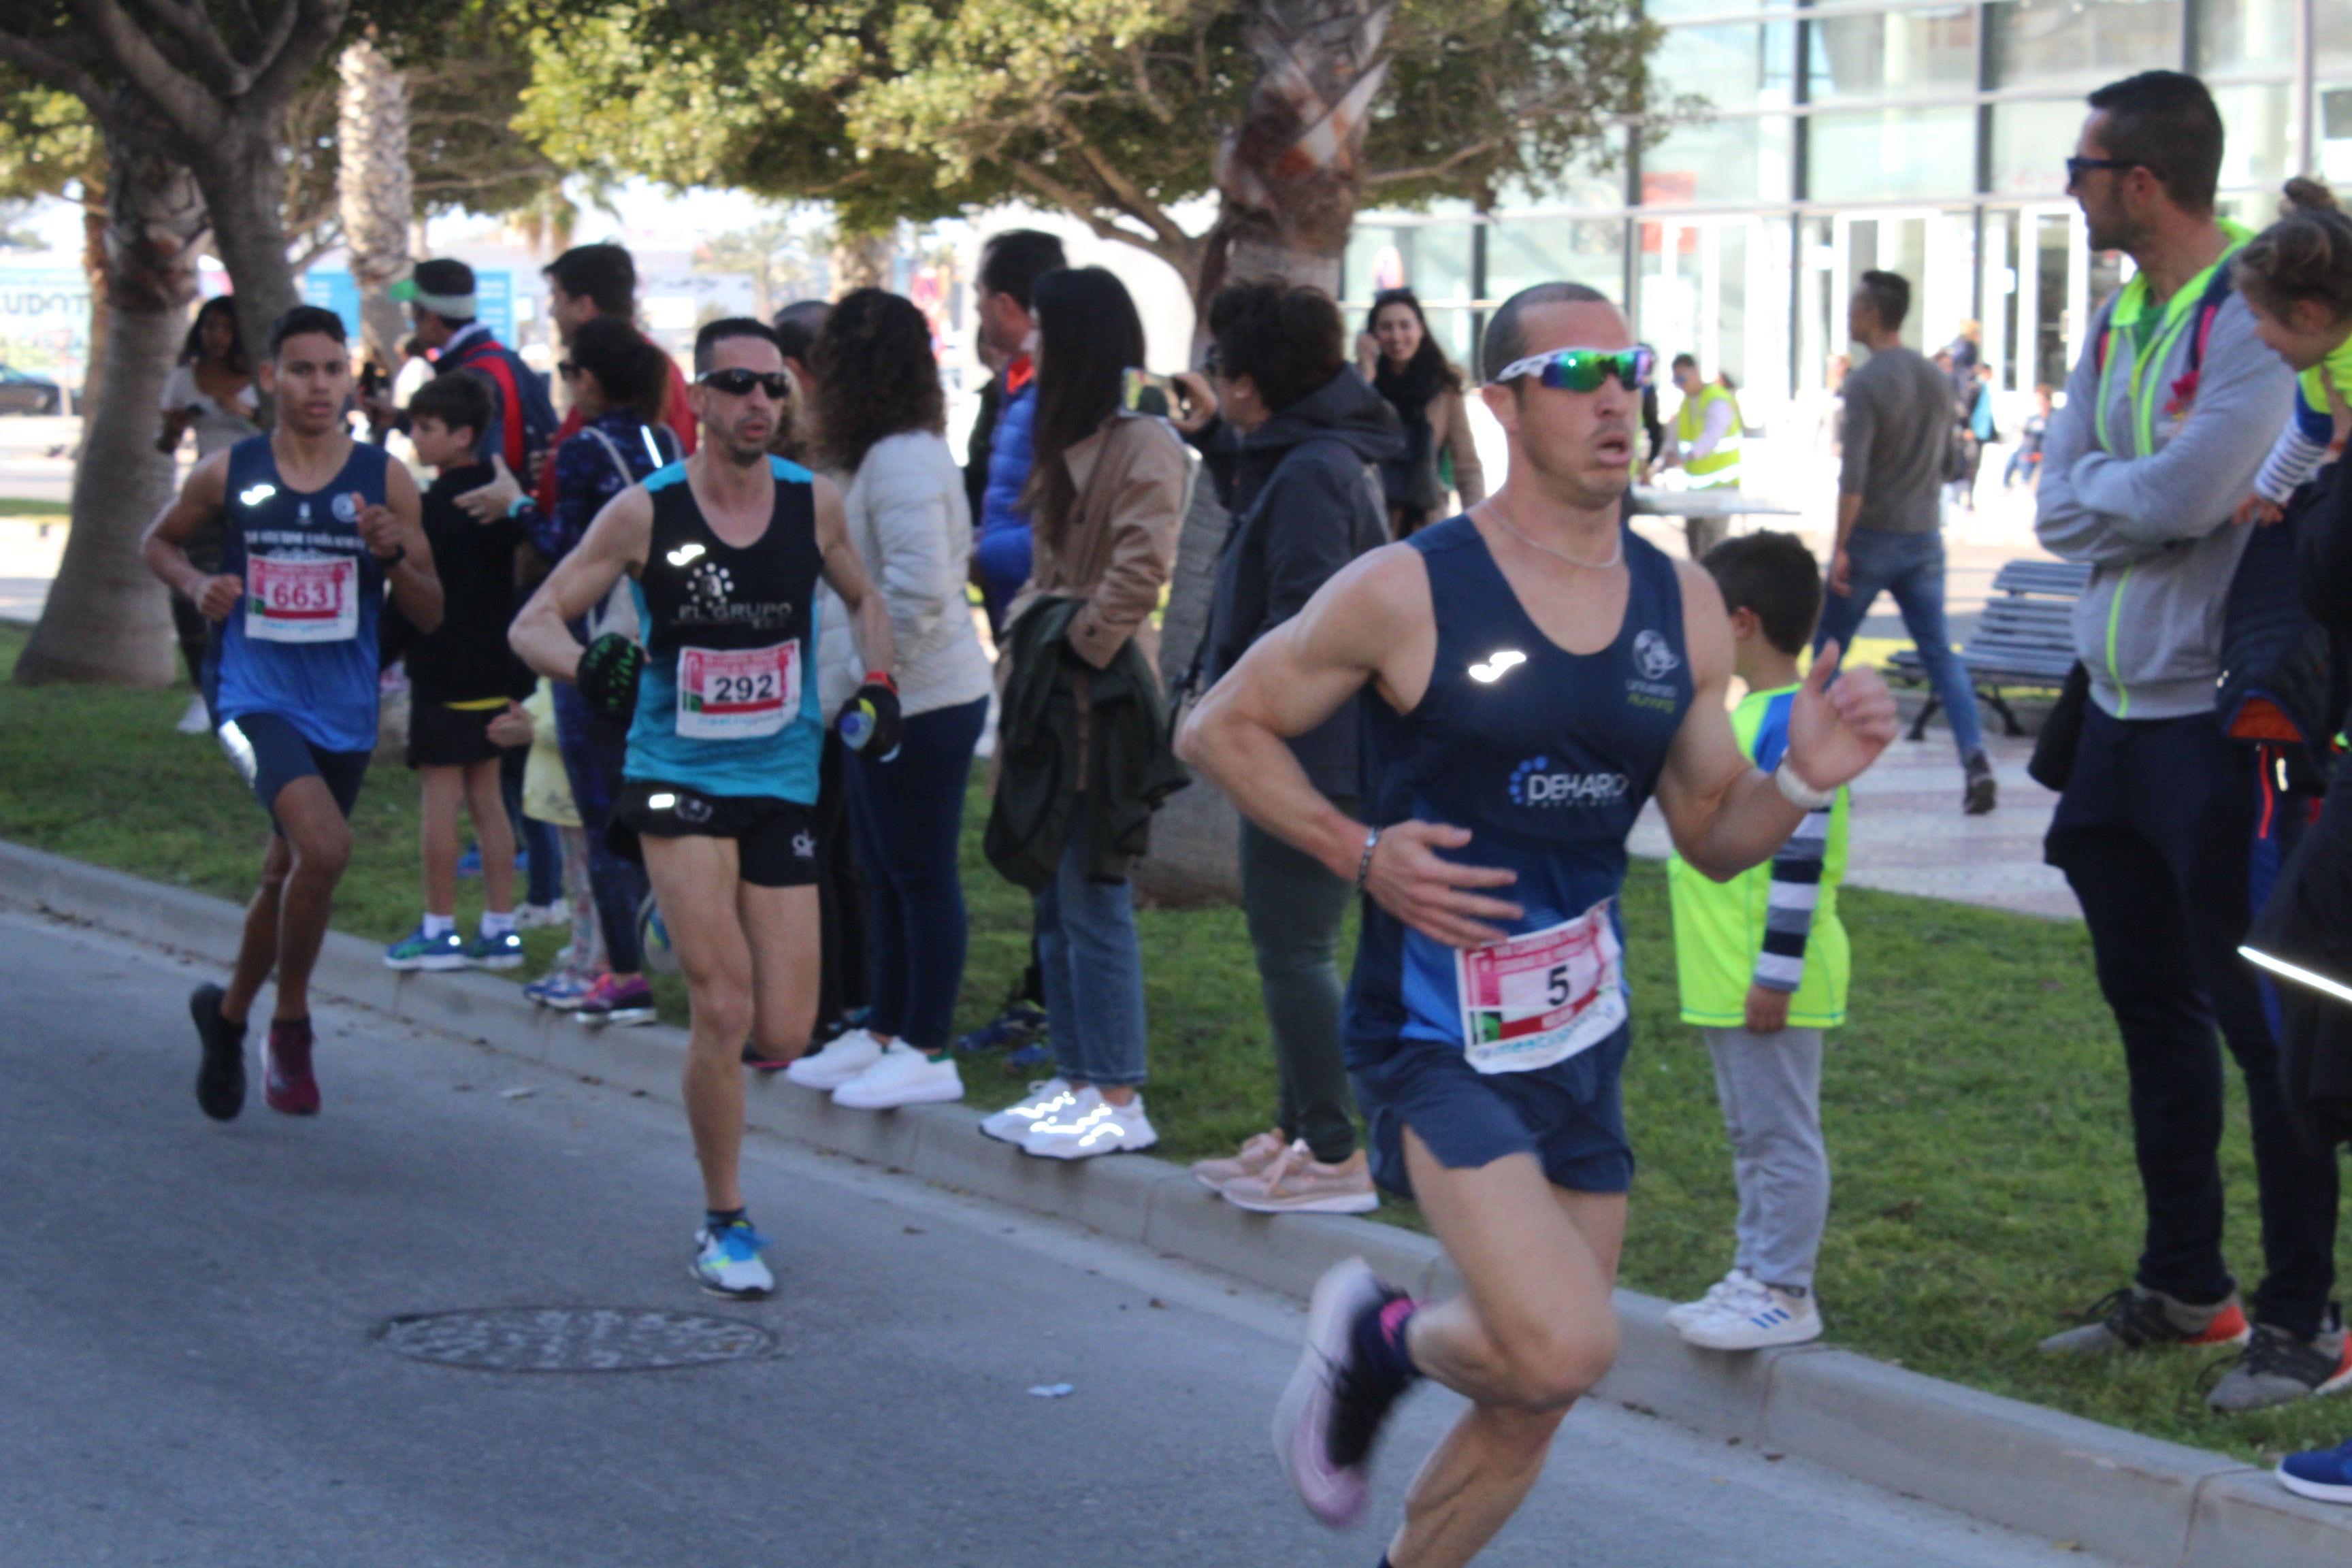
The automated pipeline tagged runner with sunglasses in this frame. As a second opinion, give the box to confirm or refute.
[1180,282,1898,1567]
[511,317,900,1299]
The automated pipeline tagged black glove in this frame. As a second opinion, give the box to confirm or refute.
[836,672,903,759]
[577,632,645,725]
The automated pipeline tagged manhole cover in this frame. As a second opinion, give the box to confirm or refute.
[379,1307,776,1372]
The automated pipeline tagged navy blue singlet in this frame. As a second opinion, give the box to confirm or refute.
[212,435,392,754]
[1344,514,1695,1070]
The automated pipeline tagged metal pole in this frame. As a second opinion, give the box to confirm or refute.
[2296,0,2317,177]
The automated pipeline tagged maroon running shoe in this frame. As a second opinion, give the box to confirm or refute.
[263,1017,321,1115]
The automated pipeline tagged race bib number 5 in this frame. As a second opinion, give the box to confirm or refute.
[1456,896,1627,1075]
[676,640,798,740]
[245,553,357,644]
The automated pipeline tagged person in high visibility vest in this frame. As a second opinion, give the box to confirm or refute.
[1662,354,1744,553]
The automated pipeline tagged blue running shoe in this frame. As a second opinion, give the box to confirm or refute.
[456,843,482,879]
[1003,1039,1052,1071]
[464,929,525,970]
[692,1221,774,1299]
[2281,1438,2352,1504]
[385,924,467,971]
[524,968,598,1010]
[955,1001,1048,1055]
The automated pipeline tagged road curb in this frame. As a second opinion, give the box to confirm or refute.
[8,837,2350,1567]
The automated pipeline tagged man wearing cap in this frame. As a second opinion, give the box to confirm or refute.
[387,258,558,478]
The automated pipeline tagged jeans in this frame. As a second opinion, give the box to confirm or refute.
[1036,797,1147,1089]
[847,696,987,1051]
[2047,706,2342,1337]
[552,681,649,975]
[1702,1025,1830,1292]
[1812,525,1984,764]
[1241,809,1359,1163]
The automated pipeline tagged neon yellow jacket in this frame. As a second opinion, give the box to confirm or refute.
[1675,382,1743,487]
[1668,684,1850,1028]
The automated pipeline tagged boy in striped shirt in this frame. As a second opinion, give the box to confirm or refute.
[1666,530,1851,1350]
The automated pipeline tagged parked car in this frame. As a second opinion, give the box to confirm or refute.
[0,364,63,415]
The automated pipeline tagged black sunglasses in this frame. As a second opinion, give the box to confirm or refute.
[698,368,791,398]
[2065,156,2139,185]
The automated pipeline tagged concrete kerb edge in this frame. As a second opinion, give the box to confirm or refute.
[7,836,2349,1568]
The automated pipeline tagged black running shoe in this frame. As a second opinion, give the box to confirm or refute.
[189,983,247,1122]
[1963,750,1997,815]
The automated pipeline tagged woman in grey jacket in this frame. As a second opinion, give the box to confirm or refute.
[785,289,994,1111]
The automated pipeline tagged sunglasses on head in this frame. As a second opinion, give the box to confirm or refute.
[698,368,791,398]
[1492,345,1655,393]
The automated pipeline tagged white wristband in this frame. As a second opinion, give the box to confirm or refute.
[1774,759,1835,811]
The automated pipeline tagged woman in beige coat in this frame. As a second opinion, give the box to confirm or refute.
[1358,287,1486,537]
[989,265,1187,1161]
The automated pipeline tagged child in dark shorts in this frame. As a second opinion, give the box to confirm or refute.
[381,372,535,973]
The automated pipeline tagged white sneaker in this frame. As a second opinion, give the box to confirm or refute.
[832,1043,964,1109]
[1665,1267,1755,1332]
[1679,1279,1823,1351]
[513,900,568,931]
[783,1028,883,1090]
[691,1222,774,1299]
[1023,1090,1157,1160]
[175,694,212,735]
[979,1077,1075,1144]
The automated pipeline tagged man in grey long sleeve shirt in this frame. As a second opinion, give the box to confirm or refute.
[2029,71,2341,1414]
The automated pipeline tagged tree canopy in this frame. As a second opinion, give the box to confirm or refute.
[523,0,1661,287]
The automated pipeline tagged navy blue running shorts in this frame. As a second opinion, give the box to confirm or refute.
[216,710,371,833]
[1354,1022,1635,1200]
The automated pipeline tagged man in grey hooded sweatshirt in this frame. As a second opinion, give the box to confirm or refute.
[2034,71,2343,1413]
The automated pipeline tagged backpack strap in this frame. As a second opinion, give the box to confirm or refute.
[2187,259,2236,376]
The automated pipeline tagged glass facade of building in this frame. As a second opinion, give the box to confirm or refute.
[1343,0,2352,421]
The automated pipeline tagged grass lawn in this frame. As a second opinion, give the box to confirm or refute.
[3,619,2347,1465]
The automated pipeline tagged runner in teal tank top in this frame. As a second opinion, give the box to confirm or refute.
[1180,284,1901,1565]
[144,306,441,1126]
[512,318,900,1303]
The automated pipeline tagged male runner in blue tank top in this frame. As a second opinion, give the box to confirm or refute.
[510,318,898,1300]
[1181,282,1899,1566]
[144,305,442,1124]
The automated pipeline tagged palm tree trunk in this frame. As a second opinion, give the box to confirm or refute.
[338,38,412,373]
[1197,0,1394,304]
[76,195,109,427]
[191,131,304,402]
[16,137,207,687]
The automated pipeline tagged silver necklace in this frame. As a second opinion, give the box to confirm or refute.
[1478,498,1624,571]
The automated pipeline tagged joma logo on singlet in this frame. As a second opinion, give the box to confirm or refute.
[1507,756,1629,808]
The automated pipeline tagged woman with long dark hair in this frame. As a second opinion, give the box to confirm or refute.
[1360,287,1485,536]
[982,265,1189,1160]
[157,295,259,723]
[781,289,993,1109]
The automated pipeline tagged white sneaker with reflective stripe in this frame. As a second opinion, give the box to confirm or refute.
[1022,1090,1157,1160]
[1679,1279,1822,1351]
[784,1029,883,1090]
[980,1077,1075,1143]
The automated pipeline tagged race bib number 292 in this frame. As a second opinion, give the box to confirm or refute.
[1456,896,1626,1075]
[676,640,798,740]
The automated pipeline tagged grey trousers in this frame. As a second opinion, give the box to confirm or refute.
[1701,1025,1830,1292]
[1239,811,1359,1164]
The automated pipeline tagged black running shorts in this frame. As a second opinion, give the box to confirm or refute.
[610,780,821,889]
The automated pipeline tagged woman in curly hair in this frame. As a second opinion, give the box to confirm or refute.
[783,288,994,1111]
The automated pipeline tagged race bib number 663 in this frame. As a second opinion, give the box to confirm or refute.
[1456,896,1626,1075]
[245,553,358,644]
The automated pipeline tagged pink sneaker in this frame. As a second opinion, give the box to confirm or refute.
[263,1017,320,1115]
[1222,1143,1379,1214]
[1191,1129,1289,1190]
[576,973,656,1027]
[1273,1258,1412,1529]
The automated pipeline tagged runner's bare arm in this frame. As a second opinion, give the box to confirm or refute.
[1653,559,1896,880]
[1180,544,1525,949]
[508,485,654,682]
[811,473,898,677]
[364,457,443,634]
[141,451,238,618]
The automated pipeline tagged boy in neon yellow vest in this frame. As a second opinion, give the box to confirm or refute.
[1666,531,1848,1351]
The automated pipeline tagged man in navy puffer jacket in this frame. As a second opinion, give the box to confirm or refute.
[970,230,1065,633]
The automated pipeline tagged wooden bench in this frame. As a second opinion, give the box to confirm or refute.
[1885,558,2089,741]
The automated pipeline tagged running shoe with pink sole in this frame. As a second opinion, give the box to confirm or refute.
[1273,1257,1408,1529]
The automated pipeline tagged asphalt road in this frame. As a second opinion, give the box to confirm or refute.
[0,904,2110,1567]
